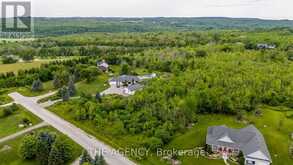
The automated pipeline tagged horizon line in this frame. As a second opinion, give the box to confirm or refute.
[3,16,293,21]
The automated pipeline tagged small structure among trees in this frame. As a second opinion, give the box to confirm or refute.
[97,60,109,72]
[257,43,276,49]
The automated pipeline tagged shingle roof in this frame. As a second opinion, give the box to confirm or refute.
[111,75,140,83]
[127,84,143,92]
[206,125,272,162]
[97,61,109,68]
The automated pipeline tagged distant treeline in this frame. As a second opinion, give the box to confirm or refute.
[2,17,293,37]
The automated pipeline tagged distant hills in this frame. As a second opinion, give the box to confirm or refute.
[4,17,293,36]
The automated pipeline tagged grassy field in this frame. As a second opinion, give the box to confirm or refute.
[48,100,293,165]
[76,74,110,96]
[0,57,80,74]
[0,126,82,165]
[0,61,51,74]
[0,105,41,138]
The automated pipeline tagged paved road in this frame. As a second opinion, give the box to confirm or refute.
[31,91,57,102]
[9,92,136,165]
[0,102,15,108]
[0,122,48,144]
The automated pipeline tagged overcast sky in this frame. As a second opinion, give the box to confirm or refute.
[27,0,292,20]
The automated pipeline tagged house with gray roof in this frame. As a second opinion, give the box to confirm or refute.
[257,43,276,50]
[109,75,140,87]
[123,84,144,95]
[104,74,156,96]
[206,125,272,165]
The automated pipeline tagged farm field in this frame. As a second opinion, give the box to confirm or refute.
[0,57,81,74]
[0,60,51,74]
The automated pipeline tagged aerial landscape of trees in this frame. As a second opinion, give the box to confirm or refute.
[1,20,293,164]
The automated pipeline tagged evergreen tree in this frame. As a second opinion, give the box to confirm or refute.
[68,76,76,97]
[22,54,34,62]
[53,75,61,89]
[59,86,70,101]
[36,132,56,165]
[99,154,106,165]
[91,153,106,165]
[79,150,92,165]
[31,79,43,91]
[120,63,130,75]
[95,93,102,103]
[48,137,72,165]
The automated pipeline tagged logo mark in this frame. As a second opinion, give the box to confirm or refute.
[1,1,31,32]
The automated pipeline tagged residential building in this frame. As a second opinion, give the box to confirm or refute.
[206,125,272,165]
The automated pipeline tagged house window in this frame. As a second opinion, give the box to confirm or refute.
[246,160,255,165]
[234,148,239,153]
[212,145,218,152]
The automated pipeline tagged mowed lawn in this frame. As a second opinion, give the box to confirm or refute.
[0,105,41,138]
[76,74,110,96]
[0,127,83,165]
[166,106,293,165]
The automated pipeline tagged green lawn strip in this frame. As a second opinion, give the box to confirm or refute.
[167,108,293,165]
[0,95,12,105]
[166,114,242,165]
[0,88,13,104]
[0,126,82,165]
[0,105,42,138]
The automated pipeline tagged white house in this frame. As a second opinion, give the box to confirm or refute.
[206,125,272,165]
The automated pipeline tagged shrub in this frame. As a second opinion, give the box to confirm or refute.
[144,137,163,151]
[195,50,208,57]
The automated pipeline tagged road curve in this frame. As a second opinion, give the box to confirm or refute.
[9,92,136,165]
